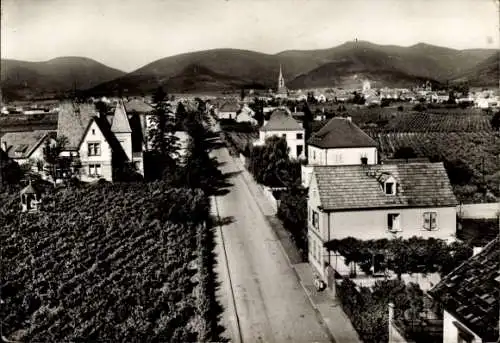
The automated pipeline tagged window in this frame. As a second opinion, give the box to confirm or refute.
[88,164,102,177]
[296,133,303,139]
[423,212,437,230]
[334,153,343,163]
[385,182,394,195]
[312,150,316,160]
[88,143,101,156]
[387,213,401,232]
[297,145,303,157]
[91,129,95,135]
[312,210,319,230]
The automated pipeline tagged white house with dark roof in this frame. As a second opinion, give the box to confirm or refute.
[302,117,378,187]
[428,236,499,343]
[254,109,305,159]
[307,162,458,279]
[1,130,56,171]
[217,102,240,120]
[57,100,145,182]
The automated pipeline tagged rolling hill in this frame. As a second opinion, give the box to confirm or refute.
[1,57,125,100]
[3,41,498,99]
[453,51,499,87]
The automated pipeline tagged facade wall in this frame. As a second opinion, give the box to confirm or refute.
[328,207,457,242]
[307,175,327,277]
[308,146,377,166]
[79,120,113,181]
[115,132,133,161]
[443,310,481,343]
[259,129,305,159]
[218,111,237,120]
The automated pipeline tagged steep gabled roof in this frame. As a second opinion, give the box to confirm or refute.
[78,116,129,162]
[219,102,240,112]
[260,110,303,131]
[124,99,154,113]
[57,102,97,150]
[1,130,54,159]
[312,162,457,211]
[308,117,376,149]
[428,237,499,342]
[111,101,132,133]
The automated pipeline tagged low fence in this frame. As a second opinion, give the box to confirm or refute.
[260,185,278,212]
[457,203,500,219]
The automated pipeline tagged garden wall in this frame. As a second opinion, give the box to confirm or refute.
[457,203,500,219]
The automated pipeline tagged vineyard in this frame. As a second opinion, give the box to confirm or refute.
[370,131,500,202]
[0,182,223,342]
[355,111,494,133]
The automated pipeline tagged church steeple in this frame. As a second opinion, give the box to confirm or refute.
[277,64,287,95]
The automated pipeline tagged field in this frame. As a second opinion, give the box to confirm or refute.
[349,108,494,132]
[354,110,500,203]
[0,182,222,342]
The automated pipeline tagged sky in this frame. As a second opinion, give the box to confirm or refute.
[1,0,499,72]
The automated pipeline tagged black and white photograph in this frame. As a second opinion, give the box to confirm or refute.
[1,0,499,342]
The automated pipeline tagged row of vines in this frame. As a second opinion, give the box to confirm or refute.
[0,182,223,342]
[370,131,500,203]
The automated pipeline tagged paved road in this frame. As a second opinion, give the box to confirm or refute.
[213,147,332,343]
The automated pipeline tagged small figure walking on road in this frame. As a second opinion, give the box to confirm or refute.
[313,274,326,292]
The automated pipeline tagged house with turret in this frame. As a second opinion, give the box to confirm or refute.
[57,100,145,182]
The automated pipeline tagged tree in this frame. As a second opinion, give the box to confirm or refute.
[94,101,109,117]
[393,146,417,160]
[42,135,70,183]
[147,86,180,181]
[240,88,246,101]
[0,150,22,186]
[180,112,222,194]
[397,105,404,111]
[491,111,500,131]
[444,159,474,186]
[277,186,308,259]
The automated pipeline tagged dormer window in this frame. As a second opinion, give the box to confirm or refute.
[385,182,394,195]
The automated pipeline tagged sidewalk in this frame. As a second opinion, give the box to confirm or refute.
[233,155,362,343]
[294,263,362,343]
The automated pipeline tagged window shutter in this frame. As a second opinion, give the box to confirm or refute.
[430,212,437,230]
[423,212,431,230]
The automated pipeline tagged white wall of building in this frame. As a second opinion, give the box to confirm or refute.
[308,146,377,166]
[259,129,305,159]
[79,120,113,181]
[443,310,482,343]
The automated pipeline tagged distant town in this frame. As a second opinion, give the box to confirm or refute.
[1,21,499,343]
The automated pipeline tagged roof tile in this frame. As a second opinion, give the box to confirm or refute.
[261,110,303,131]
[312,162,457,211]
[309,117,377,148]
[429,237,499,342]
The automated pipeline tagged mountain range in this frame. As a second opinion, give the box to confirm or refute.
[1,41,498,100]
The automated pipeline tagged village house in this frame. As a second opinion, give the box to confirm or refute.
[301,117,378,187]
[307,162,458,280]
[428,236,499,343]
[235,105,257,125]
[254,109,305,159]
[216,102,240,120]
[1,130,56,172]
[57,101,145,182]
